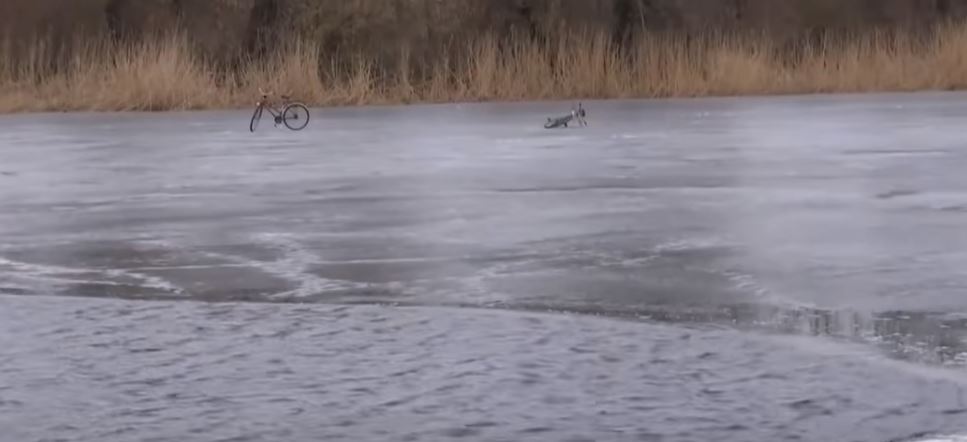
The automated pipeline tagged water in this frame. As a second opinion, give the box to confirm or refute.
[1,92,967,441]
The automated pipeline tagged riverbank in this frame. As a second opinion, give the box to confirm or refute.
[3,25,967,113]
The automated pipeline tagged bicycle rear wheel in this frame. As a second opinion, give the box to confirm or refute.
[282,103,310,131]
[249,105,263,132]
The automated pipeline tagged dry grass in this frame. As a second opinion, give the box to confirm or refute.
[5,24,967,113]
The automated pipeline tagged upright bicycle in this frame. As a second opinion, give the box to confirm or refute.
[250,88,310,132]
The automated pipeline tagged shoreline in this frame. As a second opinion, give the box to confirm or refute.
[2,88,966,116]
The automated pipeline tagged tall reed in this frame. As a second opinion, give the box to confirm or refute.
[3,24,967,113]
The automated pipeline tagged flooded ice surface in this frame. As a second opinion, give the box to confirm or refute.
[2,92,967,441]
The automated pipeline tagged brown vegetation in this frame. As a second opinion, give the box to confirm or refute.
[3,0,967,112]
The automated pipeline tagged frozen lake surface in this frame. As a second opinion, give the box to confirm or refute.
[2,92,967,441]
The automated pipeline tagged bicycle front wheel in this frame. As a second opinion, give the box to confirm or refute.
[282,103,310,131]
[249,105,263,132]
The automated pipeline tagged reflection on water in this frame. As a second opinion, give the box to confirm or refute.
[497,301,967,368]
[730,304,967,367]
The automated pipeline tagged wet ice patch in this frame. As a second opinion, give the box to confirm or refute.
[494,137,528,146]
[0,255,185,297]
[199,233,367,300]
[610,133,643,140]
[908,435,967,442]
[842,148,950,157]
[866,189,967,213]
[876,189,920,200]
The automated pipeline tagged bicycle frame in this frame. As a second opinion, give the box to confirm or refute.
[256,97,289,121]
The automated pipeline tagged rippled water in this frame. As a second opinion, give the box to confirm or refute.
[3,296,967,442]
[2,93,967,441]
